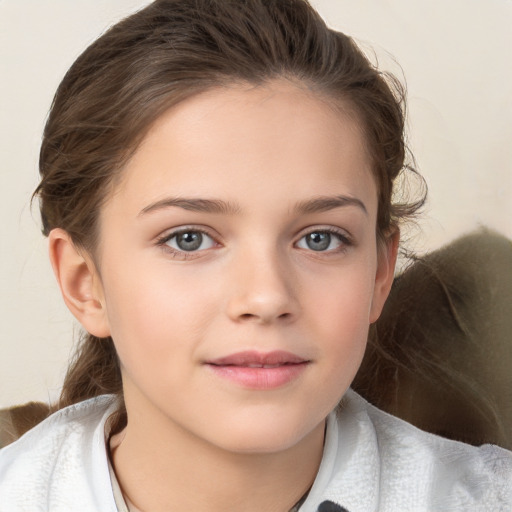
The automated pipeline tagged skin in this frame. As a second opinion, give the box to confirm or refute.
[49,80,398,512]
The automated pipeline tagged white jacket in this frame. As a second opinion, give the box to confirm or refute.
[0,390,510,511]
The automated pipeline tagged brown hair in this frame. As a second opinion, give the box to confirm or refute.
[34,0,424,422]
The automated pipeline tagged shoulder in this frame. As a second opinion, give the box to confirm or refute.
[303,390,512,512]
[362,391,512,502]
[0,395,118,512]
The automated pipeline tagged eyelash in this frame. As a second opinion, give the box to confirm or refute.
[155,226,353,259]
[295,227,353,255]
[155,227,218,260]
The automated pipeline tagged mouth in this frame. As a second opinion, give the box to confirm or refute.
[204,351,310,389]
[207,350,308,367]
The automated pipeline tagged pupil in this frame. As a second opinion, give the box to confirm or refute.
[177,232,202,251]
[307,232,330,251]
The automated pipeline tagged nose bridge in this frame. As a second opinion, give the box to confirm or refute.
[226,241,298,323]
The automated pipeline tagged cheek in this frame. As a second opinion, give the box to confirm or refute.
[305,259,376,332]
[100,258,222,364]
[303,264,376,378]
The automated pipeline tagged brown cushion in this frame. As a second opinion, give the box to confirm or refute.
[0,402,51,448]
[354,228,512,449]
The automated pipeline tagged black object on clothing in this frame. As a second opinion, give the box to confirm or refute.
[317,500,349,512]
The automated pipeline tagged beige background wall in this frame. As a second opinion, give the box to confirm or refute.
[1,0,511,408]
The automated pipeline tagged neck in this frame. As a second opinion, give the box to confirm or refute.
[110,401,325,512]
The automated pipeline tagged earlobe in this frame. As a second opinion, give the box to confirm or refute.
[369,229,400,324]
[48,228,111,338]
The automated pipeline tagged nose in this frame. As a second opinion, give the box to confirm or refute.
[225,247,299,324]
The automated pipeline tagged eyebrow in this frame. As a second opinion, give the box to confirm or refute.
[294,195,368,216]
[139,194,367,217]
[139,197,241,216]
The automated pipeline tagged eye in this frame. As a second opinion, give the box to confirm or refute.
[160,229,216,253]
[296,230,348,252]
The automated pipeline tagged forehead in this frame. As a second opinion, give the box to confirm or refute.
[109,80,376,216]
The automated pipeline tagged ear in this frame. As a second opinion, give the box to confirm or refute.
[369,229,399,323]
[48,228,111,338]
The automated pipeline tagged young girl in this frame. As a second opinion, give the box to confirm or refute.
[0,1,510,510]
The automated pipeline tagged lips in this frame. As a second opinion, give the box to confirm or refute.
[205,351,310,389]
[207,350,308,367]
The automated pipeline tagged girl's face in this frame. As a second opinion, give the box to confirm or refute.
[90,81,396,453]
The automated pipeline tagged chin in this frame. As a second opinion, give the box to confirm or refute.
[207,411,325,455]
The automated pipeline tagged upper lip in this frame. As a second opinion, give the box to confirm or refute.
[206,350,309,367]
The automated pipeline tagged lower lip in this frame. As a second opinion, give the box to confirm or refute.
[206,363,309,390]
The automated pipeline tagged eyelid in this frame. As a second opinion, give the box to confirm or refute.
[295,225,352,241]
[156,225,214,243]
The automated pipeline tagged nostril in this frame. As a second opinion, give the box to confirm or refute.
[236,311,292,323]
[227,286,298,323]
